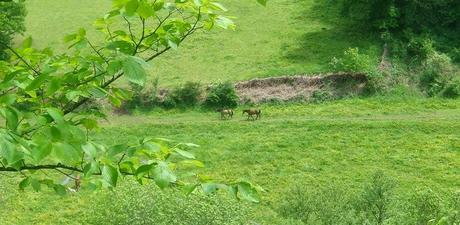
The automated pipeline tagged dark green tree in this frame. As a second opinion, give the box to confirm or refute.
[0,0,26,59]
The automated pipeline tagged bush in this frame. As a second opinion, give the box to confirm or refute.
[419,51,459,97]
[84,181,252,225]
[310,89,334,103]
[405,188,442,225]
[330,47,376,73]
[114,79,160,113]
[168,81,203,107]
[277,183,358,225]
[357,171,396,225]
[204,81,239,109]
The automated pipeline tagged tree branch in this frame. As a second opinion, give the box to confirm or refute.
[0,41,41,76]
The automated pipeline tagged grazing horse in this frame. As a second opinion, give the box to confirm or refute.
[242,109,261,120]
[217,108,234,120]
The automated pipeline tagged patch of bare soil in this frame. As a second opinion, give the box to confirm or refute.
[235,73,368,103]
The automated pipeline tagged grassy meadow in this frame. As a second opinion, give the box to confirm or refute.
[23,0,380,86]
[1,97,460,224]
[1,0,459,224]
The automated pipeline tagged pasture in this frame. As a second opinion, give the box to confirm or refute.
[1,97,459,224]
[23,0,380,86]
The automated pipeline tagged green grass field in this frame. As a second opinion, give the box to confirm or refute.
[2,97,459,224]
[23,0,380,86]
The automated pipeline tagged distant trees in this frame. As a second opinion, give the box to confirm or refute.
[340,0,460,61]
[0,0,26,59]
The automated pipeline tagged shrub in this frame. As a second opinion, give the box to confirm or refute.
[277,183,358,225]
[357,171,396,225]
[330,47,376,73]
[439,78,460,99]
[84,181,251,225]
[419,51,458,97]
[114,79,160,113]
[330,47,386,94]
[168,81,203,107]
[204,81,239,109]
[310,89,334,103]
[406,188,442,225]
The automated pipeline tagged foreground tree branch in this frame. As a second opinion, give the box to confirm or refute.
[0,0,264,202]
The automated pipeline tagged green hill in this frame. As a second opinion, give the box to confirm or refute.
[24,0,380,86]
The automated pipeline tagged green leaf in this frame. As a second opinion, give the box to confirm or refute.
[53,184,67,196]
[152,161,176,189]
[202,183,218,194]
[183,183,198,195]
[125,0,139,16]
[0,94,16,106]
[22,36,33,48]
[215,16,235,29]
[153,1,164,11]
[237,181,260,203]
[106,41,135,54]
[46,108,64,123]
[53,142,80,164]
[174,148,195,159]
[108,144,127,157]
[82,142,97,158]
[135,164,153,178]
[257,0,267,6]
[107,59,123,75]
[210,2,227,11]
[19,177,31,190]
[46,78,61,96]
[83,161,99,178]
[63,34,77,43]
[25,74,49,91]
[137,0,154,18]
[122,56,147,86]
[0,138,22,167]
[31,178,41,192]
[5,107,18,130]
[32,142,52,163]
[102,165,119,187]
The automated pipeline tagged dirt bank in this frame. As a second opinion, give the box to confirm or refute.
[235,73,368,103]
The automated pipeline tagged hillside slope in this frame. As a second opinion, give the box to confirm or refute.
[24,0,380,86]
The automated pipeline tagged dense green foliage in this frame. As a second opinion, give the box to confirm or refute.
[340,0,460,60]
[278,172,460,224]
[204,81,239,109]
[1,98,459,224]
[166,81,203,107]
[0,0,26,59]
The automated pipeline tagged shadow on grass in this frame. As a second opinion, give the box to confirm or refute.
[281,0,381,69]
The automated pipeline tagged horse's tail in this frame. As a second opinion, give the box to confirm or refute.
[230,110,234,116]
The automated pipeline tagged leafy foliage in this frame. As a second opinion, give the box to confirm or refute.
[85,182,252,225]
[0,0,26,59]
[167,81,203,107]
[339,0,460,61]
[419,50,460,97]
[0,0,265,198]
[204,81,239,109]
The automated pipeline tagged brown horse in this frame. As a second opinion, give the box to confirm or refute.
[217,108,234,120]
[242,109,261,120]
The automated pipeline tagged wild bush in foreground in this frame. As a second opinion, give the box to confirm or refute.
[85,182,252,225]
[277,172,460,225]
